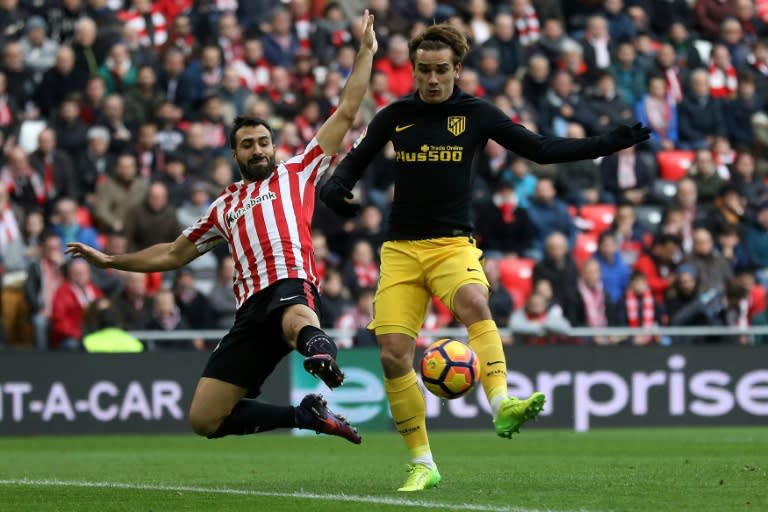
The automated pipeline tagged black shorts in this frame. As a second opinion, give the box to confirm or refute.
[202,278,321,398]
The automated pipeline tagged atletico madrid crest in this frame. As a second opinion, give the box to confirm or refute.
[447,116,466,136]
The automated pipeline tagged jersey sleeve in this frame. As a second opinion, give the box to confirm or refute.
[479,101,619,164]
[330,106,393,188]
[182,200,226,254]
[288,137,337,185]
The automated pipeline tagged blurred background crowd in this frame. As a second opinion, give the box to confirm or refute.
[1,0,768,351]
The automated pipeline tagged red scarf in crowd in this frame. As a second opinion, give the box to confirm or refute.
[513,5,540,46]
[625,290,655,327]
[578,280,607,328]
[708,63,737,98]
[354,262,379,288]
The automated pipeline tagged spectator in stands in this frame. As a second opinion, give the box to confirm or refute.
[2,40,36,108]
[162,13,197,63]
[533,232,582,324]
[688,148,725,206]
[723,73,763,149]
[318,267,350,330]
[735,0,767,47]
[679,69,726,149]
[21,208,45,261]
[50,257,102,350]
[144,288,205,351]
[341,239,379,298]
[180,45,225,116]
[633,233,681,303]
[695,0,738,40]
[510,292,572,345]
[731,152,766,215]
[746,201,768,286]
[99,41,137,94]
[109,271,153,331]
[80,75,106,125]
[594,230,631,303]
[673,178,709,251]
[71,17,108,81]
[336,287,376,348]
[123,65,165,126]
[484,257,514,334]
[602,0,636,43]
[538,70,596,137]
[476,47,506,97]
[124,181,180,251]
[217,66,250,124]
[207,257,236,330]
[533,17,567,67]
[480,13,524,76]
[521,53,551,111]
[161,154,192,208]
[154,101,185,154]
[261,6,301,68]
[156,48,189,108]
[588,71,636,135]
[93,152,147,234]
[312,3,353,66]
[25,232,65,350]
[635,74,678,151]
[718,223,750,272]
[574,258,619,344]
[611,40,646,108]
[686,227,734,291]
[708,43,739,100]
[373,34,413,98]
[581,15,613,79]
[121,23,157,71]
[47,0,84,44]
[600,144,656,205]
[665,264,724,342]
[135,122,164,179]
[96,94,135,155]
[75,126,114,206]
[667,21,704,71]
[177,181,210,229]
[172,268,215,330]
[704,184,747,235]
[118,0,168,49]
[745,38,768,102]
[179,123,216,180]
[0,146,44,215]
[0,185,32,346]
[29,128,78,208]
[619,271,663,344]
[474,178,534,257]
[527,178,576,253]
[558,38,592,91]
[0,71,19,138]
[51,98,88,164]
[501,76,538,126]
[556,123,609,205]
[51,196,100,251]
[35,46,84,120]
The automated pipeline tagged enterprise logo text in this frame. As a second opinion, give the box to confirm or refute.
[396,144,464,163]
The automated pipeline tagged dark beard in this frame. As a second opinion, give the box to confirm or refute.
[238,156,276,182]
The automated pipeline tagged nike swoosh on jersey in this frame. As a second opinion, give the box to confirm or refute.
[487,360,505,366]
[279,295,301,302]
[395,416,417,425]
[395,123,415,133]
[467,268,482,272]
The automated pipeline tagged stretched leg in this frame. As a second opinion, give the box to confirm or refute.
[379,331,441,491]
[453,283,545,438]
[188,377,360,443]
[282,303,344,388]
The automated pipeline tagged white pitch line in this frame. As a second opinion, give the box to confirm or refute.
[0,479,593,512]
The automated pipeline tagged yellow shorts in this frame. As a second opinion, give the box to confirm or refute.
[369,237,488,338]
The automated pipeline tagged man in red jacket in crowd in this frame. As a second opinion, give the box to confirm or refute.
[633,233,681,303]
[50,258,102,350]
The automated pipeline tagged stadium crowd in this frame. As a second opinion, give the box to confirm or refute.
[1,0,768,350]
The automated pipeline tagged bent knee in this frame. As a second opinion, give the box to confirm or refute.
[378,336,414,376]
[188,409,223,437]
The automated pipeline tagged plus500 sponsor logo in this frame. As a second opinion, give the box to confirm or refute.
[0,380,184,423]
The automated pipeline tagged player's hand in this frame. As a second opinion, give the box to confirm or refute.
[605,123,651,151]
[319,176,361,218]
[359,9,378,54]
[64,242,111,268]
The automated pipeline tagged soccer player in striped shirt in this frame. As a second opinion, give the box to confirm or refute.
[65,11,379,446]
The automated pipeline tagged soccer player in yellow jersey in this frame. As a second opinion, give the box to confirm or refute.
[320,23,650,491]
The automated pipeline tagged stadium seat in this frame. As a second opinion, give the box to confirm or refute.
[499,257,534,309]
[76,206,94,228]
[573,232,598,267]
[657,150,694,181]
[578,204,616,234]
[634,205,664,233]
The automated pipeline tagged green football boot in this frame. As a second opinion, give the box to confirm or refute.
[397,464,441,492]
[493,392,546,439]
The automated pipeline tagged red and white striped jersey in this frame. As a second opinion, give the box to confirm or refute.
[183,138,335,309]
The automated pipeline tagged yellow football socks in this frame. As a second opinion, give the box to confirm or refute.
[468,319,508,409]
[384,370,433,467]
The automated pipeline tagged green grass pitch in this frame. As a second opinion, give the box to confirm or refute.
[1,428,766,512]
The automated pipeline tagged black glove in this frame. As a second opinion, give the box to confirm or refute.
[604,123,651,152]
[318,176,361,218]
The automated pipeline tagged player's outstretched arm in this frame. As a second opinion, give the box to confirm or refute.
[65,234,200,273]
[315,9,377,156]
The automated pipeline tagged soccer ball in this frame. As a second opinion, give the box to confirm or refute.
[419,338,479,399]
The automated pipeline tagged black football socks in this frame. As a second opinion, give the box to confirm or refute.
[207,400,297,438]
[296,325,338,360]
